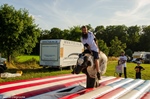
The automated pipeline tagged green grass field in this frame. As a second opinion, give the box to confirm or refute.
[16,55,39,63]
[0,55,150,83]
[104,61,150,80]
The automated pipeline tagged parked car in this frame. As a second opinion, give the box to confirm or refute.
[0,57,7,73]
[131,58,143,63]
[132,51,150,63]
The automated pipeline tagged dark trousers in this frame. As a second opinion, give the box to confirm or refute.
[119,67,127,78]
[136,72,141,79]
[82,68,99,88]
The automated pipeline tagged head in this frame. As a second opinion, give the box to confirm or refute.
[121,51,125,56]
[74,53,93,74]
[137,61,141,65]
[81,25,88,39]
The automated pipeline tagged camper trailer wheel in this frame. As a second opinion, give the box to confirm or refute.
[59,67,62,71]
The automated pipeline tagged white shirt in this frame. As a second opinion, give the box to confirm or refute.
[81,32,99,52]
[119,55,127,67]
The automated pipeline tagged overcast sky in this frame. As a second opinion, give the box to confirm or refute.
[1,0,150,30]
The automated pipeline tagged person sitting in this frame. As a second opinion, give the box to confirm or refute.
[80,25,101,79]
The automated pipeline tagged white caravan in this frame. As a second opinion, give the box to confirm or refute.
[40,39,84,69]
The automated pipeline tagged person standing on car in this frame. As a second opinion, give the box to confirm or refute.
[80,25,101,79]
[118,51,127,78]
[134,61,145,79]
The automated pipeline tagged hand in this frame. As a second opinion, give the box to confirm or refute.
[82,68,88,74]
[90,51,93,55]
[97,72,101,80]
[135,68,139,73]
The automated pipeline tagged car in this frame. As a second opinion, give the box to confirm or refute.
[132,51,150,64]
[131,58,143,63]
[0,57,7,73]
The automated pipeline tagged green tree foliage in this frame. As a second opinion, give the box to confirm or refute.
[109,36,126,56]
[139,25,150,51]
[0,4,40,61]
[114,25,128,43]
[40,30,51,39]
[68,26,81,41]
[94,25,105,40]
[125,49,133,58]
[102,25,128,46]
[97,39,109,56]
[86,24,94,32]
[40,28,70,40]
[38,24,150,57]
[61,29,70,40]
[50,27,62,39]
[126,25,141,51]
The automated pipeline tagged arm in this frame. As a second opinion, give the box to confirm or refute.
[84,43,92,54]
[141,67,145,70]
[121,60,126,64]
[94,38,100,53]
[91,32,99,49]
[94,38,98,45]
[121,56,127,64]
[134,66,137,71]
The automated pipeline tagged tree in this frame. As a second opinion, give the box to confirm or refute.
[94,25,105,39]
[0,4,40,62]
[139,25,150,51]
[50,27,62,39]
[61,29,70,40]
[109,36,126,56]
[86,24,94,32]
[126,25,141,51]
[125,49,133,61]
[97,39,109,56]
[68,26,81,41]
[40,29,51,39]
[113,25,128,43]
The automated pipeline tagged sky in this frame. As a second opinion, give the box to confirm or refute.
[1,0,150,30]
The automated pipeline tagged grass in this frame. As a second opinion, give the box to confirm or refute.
[0,69,72,83]
[104,61,150,80]
[0,55,150,83]
[15,55,39,63]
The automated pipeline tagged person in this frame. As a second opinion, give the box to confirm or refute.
[118,51,127,78]
[134,61,145,79]
[115,60,124,77]
[80,25,101,79]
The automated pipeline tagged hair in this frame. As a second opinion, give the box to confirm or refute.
[81,25,87,30]
[81,25,88,39]
[121,51,125,53]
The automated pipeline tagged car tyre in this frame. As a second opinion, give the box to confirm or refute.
[0,66,4,73]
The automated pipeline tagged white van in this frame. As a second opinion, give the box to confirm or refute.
[39,39,84,69]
